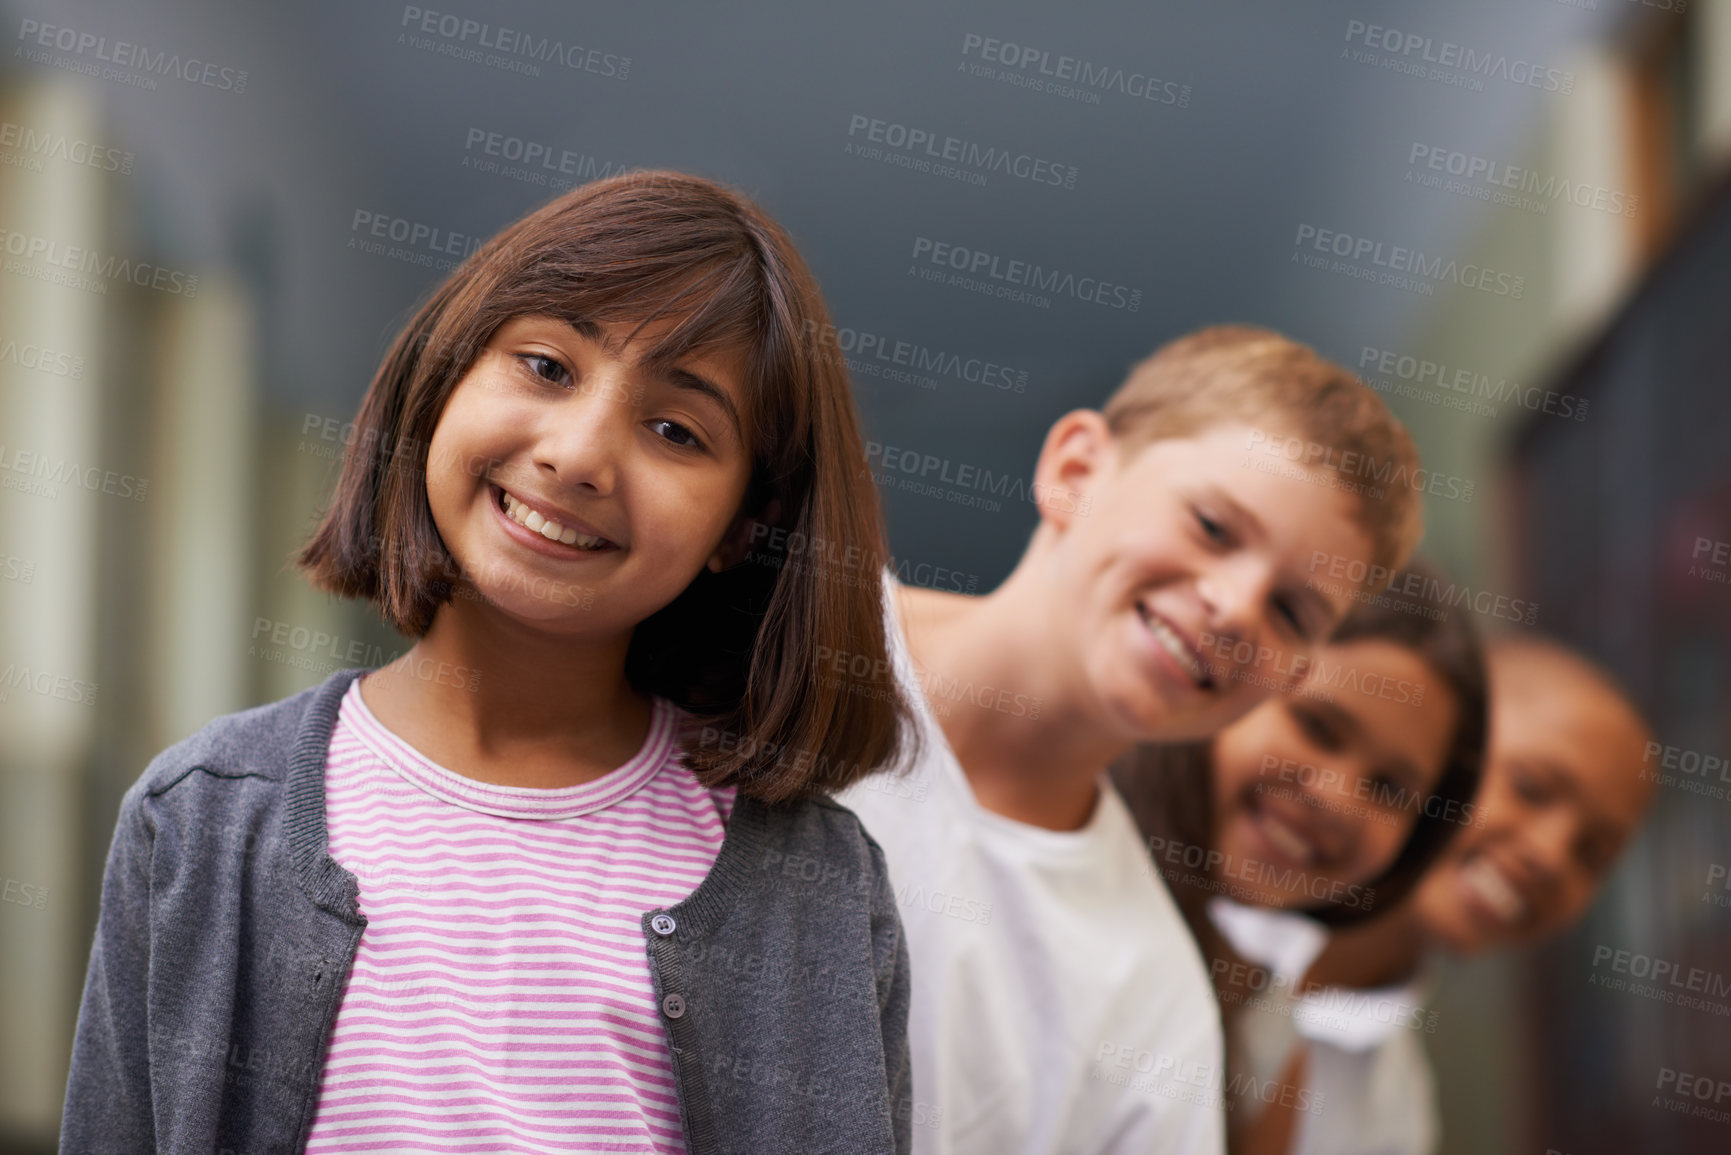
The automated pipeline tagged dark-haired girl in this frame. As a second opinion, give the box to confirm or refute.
[1113,562,1487,1155]
[62,171,917,1155]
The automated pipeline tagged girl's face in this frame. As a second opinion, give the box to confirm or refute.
[1209,639,1458,912]
[424,314,755,637]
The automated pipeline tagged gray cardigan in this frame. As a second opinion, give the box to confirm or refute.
[60,667,911,1154]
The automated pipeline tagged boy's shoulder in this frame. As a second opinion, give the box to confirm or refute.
[134,669,359,800]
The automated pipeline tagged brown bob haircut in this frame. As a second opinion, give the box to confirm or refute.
[1102,324,1424,578]
[298,170,914,803]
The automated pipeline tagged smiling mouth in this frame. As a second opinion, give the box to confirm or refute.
[1135,603,1215,690]
[495,486,614,551]
[1248,792,1320,867]
[1458,855,1530,927]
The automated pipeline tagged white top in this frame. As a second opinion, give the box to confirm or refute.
[836,581,1226,1155]
[1209,900,1438,1155]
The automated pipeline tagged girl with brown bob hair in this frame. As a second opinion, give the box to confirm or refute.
[301,169,913,800]
[63,171,921,1155]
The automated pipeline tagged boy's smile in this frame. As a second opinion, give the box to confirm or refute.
[1038,417,1381,745]
[1133,603,1216,691]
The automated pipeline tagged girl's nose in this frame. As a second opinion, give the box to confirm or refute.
[1297,770,1355,859]
[534,382,631,495]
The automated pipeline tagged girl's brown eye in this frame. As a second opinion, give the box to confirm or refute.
[1291,705,1343,752]
[520,354,569,386]
[649,419,701,449]
[1273,594,1305,637]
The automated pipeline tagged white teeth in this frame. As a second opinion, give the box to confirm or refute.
[1461,857,1527,925]
[1259,811,1315,866]
[1141,608,1205,684]
[500,491,608,550]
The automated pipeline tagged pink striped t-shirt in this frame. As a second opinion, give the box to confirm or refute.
[303,678,734,1154]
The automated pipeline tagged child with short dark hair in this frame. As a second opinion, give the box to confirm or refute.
[1113,562,1489,1153]
[61,171,917,1155]
[1245,636,1656,1155]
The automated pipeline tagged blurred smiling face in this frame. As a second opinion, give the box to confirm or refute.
[1415,648,1653,954]
[1211,638,1457,909]
[1038,418,1378,744]
[423,313,754,637]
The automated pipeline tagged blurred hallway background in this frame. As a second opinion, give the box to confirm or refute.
[1,1,1728,1151]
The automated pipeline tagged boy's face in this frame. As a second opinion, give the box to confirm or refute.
[423,314,755,638]
[1036,417,1377,744]
[1210,638,1456,911]
[1414,648,1653,954]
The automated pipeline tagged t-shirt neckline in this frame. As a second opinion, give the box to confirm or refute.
[340,678,678,821]
[884,573,1117,851]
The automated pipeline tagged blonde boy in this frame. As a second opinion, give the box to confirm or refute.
[839,325,1424,1155]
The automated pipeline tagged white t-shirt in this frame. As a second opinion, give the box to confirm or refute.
[1209,900,1438,1155]
[836,583,1226,1155]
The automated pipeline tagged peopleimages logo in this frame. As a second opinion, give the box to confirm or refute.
[908,236,1142,312]
[1306,550,1539,628]
[1589,945,1731,1016]
[1406,143,1637,218]
[845,114,1078,190]
[1293,224,1524,300]
[348,209,485,273]
[1358,345,1587,423]
[0,335,85,379]
[804,319,1029,394]
[461,128,631,191]
[0,664,96,706]
[1244,428,1475,503]
[0,442,149,502]
[1342,19,1574,94]
[16,18,250,93]
[0,121,134,175]
[0,227,199,297]
[1090,1042,1323,1116]
[398,5,629,79]
[865,439,1091,518]
[959,33,1191,108]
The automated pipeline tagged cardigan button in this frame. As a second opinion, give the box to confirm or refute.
[650,913,677,937]
[661,993,687,1020]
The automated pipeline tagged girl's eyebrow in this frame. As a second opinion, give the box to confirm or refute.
[542,317,746,445]
[1309,699,1359,740]
[654,365,744,445]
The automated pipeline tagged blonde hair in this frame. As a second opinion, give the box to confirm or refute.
[1102,323,1423,575]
